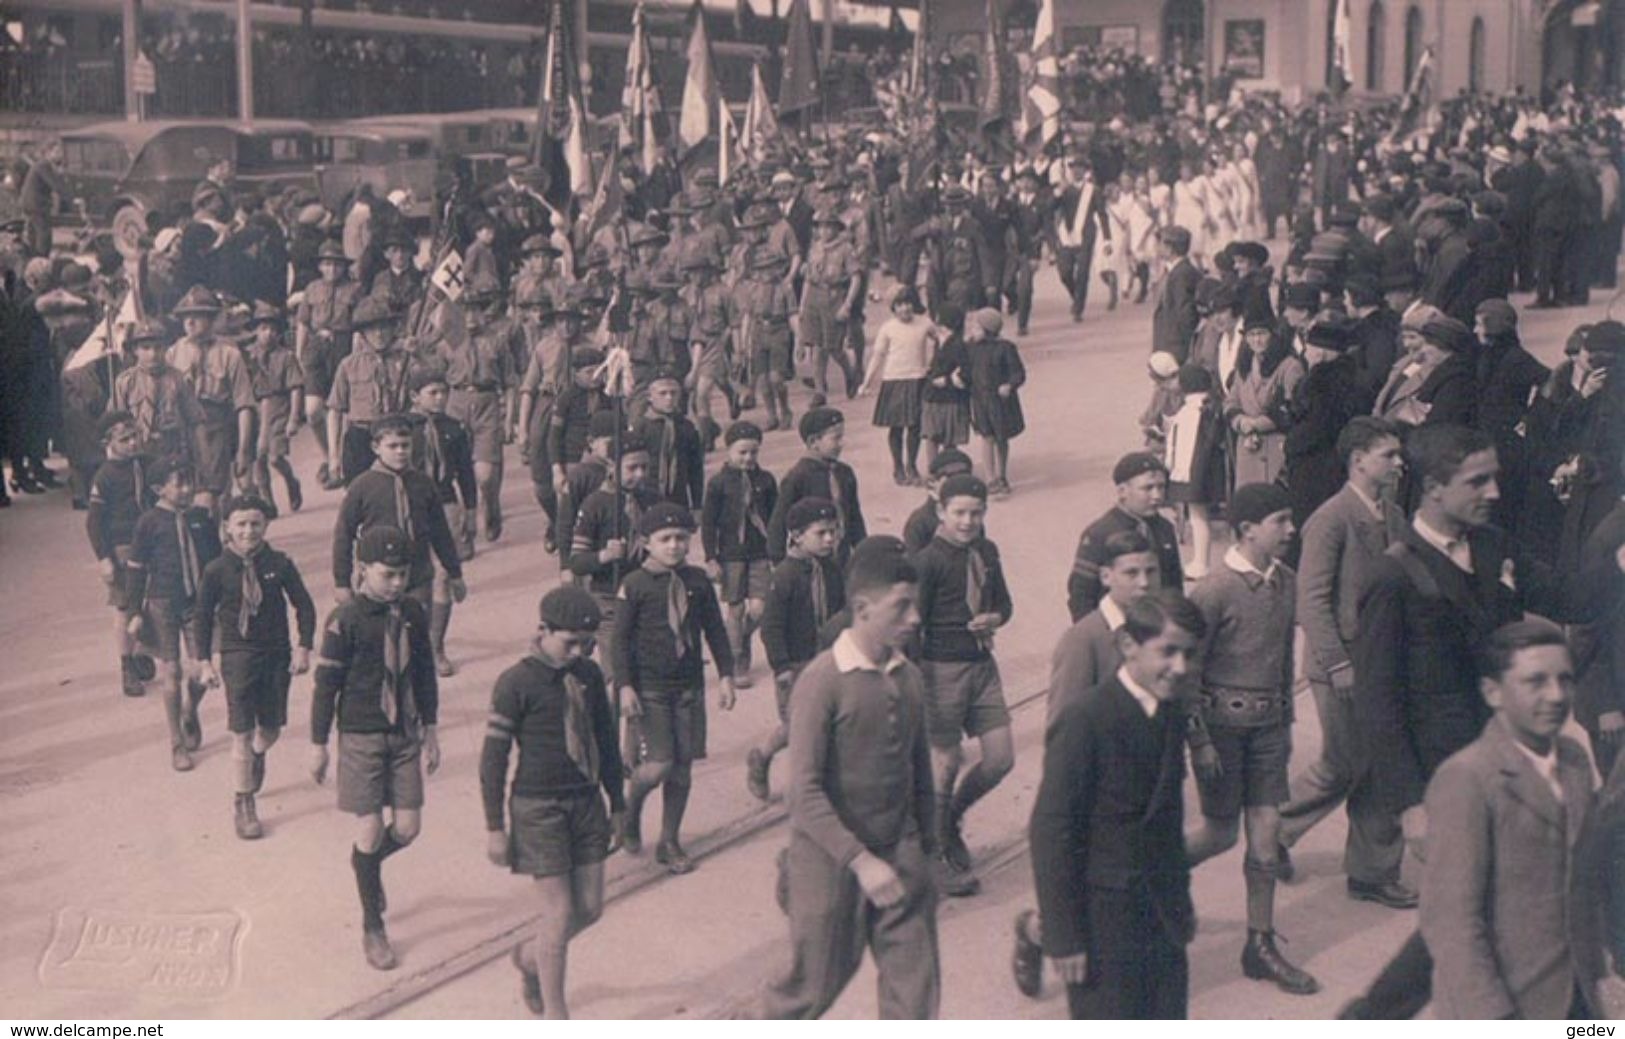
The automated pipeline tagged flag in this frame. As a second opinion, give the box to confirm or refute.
[1330,0,1352,96]
[741,62,781,166]
[64,287,139,373]
[581,156,624,247]
[1389,45,1435,143]
[979,0,1014,132]
[909,0,930,95]
[734,0,757,37]
[779,0,820,117]
[719,94,738,184]
[619,2,662,175]
[1020,0,1061,150]
[679,0,721,155]
[429,249,467,302]
[534,0,590,210]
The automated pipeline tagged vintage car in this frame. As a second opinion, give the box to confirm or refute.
[57,119,317,256]
[311,122,436,222]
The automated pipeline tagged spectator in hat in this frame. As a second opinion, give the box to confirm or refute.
[1225,306,1304,489]
[1532,144,1582,309]
[1555,320,1625,577]
[1362,194,1418,314]
[166,286,255,517]
[1489,137,1545,294]
[368,230,423,314]
[1285,313,1366,531]
[1343,277,1401,407]
[326,296,412,484]
[1373,314,1477,431]
[19,138,64,256]
[1472,299,1547,524]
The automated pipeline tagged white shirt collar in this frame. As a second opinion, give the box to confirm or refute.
[1115,666,1160,718]
[1223,545,1278,584]
[1413,515,1474,573]
[1504,721,1565,803]
[1099,596,1127,632]
[832,630,906,675]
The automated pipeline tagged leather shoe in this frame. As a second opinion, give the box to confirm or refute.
[1347,878,1418,909]
[745,748,771,802]
[656,840,695,875]
[511,945,544,1015]
[1011,909,1043,998]
[1241,929,1319,995]
[363,927,397,971]
[934,854,980,897]
[1275,842,1295,881]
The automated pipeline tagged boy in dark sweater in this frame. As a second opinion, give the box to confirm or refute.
[1183,482,1318,997]
[482,586,625,1020]
[333,414,465,612]
[194,494,317,839]
[902,448,973,553]
[767,407,866,563]
[86,410,155,698]
[405,367,477,675]
[701,421,777,689]
[310,526,441,972]
[748,497,842,802]
[567,433,656,676]
[635,369,705,510]
[912,473,1014,897]
[611,503,735,874]
[557,411,623,556]
[125,457,222,772]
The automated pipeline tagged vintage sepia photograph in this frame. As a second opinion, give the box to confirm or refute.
[1,0,1624,1026]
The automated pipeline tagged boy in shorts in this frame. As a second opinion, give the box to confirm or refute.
[194,494,317,839]
[86,410,155,698]
[310,525,442,971]
[912,473,1013,896]
[902,448,972,553]
[1184,482,1319,996]
[768,407,866,564]
[700,421,777,688]
[125,457,222,771]
[243,302,305,514]
[749,497,841,801]
[635,368,705,510]
[611,503,735,874]
[405,367,477,674]
[482,585,626,1019]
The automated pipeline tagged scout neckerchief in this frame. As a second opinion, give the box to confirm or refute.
[164,503,201,601]
[654,412,678,498]
[640,557,688,659]
[371,460,414,540]
[815,455,847,542]
[374,596,412,726]
[420,414,446,490]
[228,541,265,638]
[528,648,599,784]
[735,465,770,547]
[788,544,830,627]
[963,538,994,651]
[1061,179,1096,248]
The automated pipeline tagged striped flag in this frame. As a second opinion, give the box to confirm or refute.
[741,62,781,167]
[535,0,590,210]
[1021,0,1061,150]
[1389,44,1435,143]
[679,0,721,154]
[1330,0,1352,96]
[618,1,662,175]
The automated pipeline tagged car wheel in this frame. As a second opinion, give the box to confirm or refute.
[111,202,148,260]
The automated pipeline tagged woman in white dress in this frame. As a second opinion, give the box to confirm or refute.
[1233,141,1263,240]
[1204,154,1238,259]
[1102,177,1138,310]
[1127,172,1161,304]
[1172,159,1210,269]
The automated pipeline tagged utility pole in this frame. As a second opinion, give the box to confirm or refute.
[821,0,834,69]
[237,0,254,123]
[122,0,142,121]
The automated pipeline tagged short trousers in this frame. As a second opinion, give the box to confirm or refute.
[339,424,375,486]
[638,686,707,764]
[257,396,293,460]
[300,347,335,399]
[192,415,238,495]
[108,544,134,610]
[337,729,425,815]
[449,388,506,465]
[508,791,612,877]
[141,596,198,663]
[919,657,1010,748]
[589,594,619,680]
[220,650,292,733]
[750,341,794,381]
[720,559,772,604]
[1195,722,1292,820]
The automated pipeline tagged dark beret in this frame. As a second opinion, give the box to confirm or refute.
[407,364,449,393]
[371,413,415,439]
[587,411,624,440]
[1112,451,1168,485]
[637,501,696,537]
[938,474,988,503]
[928,448,973,477]
[356,525,412,567]
[98,410,137,438]
[786,496,839,532]
[1420,315,1474,354]
[223,493,275,519]
[571,347,605,369]
[799,406,844,441]
[1229,482,1293,528]
[724,420,763,445]
[539,586,602,632]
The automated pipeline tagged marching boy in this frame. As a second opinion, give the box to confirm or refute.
[482,586,626,1020]
[611,503,736,875]
[767,407,867,564]
[194,494,317,839]
[913,473,1014,897]
[700,421,778,689]
[86,410,155,698]
[310,526,441,972]
[125,457,222,772]
[902,448,973,553]
[636,368,705,510]
[748,497,842,802]
[243,302,305,514]
[1184,482,1319,997]
[405,367,477,675]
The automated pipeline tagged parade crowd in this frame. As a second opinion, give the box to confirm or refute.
[2,52,1625,1023]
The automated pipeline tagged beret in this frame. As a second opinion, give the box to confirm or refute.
[1112,451,1168,485]
[938,474,988,502]
[974,307,1004,335]
[1420,315,1474,354]
[786,496,839,532]
[648,366,684,386]
[1148,351,1181,378]
[539,586,602,632]
[929,448,973,477]
[799,406,844,441]
[587,411,624,439]
[223,493,275,519]
[617,431,650,456]
[356,525,412,566]
[1475,298,1518,336]
[1229,482,1293,528]
[637,501,696,537]
[724,420,763,445]
[98,410,137,437]
[371,413,414,438]
[146,455,194,487]
[407,364,449,393]
[1586,320,1625,355]
[1283,282,1321,310]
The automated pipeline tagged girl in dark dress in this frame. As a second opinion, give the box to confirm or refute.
[966,306,1025,497]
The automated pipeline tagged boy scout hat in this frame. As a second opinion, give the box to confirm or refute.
[539,585,602,632]
[316,240,351,264]
[246,301,287,328]
[928,448,973,477]
[629,225,669,247]
[751,249,789,271]
[799,406,844,441]
[1229,482,1293,528]
[939,474,988,502]
[171,285,222,317]
[637,501,696,537]
[407,364,449,393]
[724,420,763,445]
[127,318,169,346]
[738,206,773,230]
[786,496,838,532]
[520,234,561,256]
[356,525,412,567]
[1112,451,1167,485]
[348,296,399,330]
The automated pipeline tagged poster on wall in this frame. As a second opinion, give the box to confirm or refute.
[1222,19,1265,79]
[1100,25,1140,53]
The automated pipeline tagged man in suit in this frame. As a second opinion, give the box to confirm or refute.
[1571,490,1625,777]
[1363,194,1418,316]
[1052,158,1111,323]
[1343,278,1401,408]
[1279,418,1412,906]
[1422,620,1595,1019]
[1152,226,1200,363]
[1030,591,1205,1019]
[1531,146,1580,309]
[1490,141,1543,294]
[1342,423,1562,1019]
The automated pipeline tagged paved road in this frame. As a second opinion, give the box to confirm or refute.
[1,261,1611,1019]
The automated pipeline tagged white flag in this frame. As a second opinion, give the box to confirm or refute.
[64,289,139,373]
[430,250,467,301]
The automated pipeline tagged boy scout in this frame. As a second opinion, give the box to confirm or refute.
[310,526,442,971]
[113,320,201,473]
[700,421,778,689]
[737,251,798,431]
[368,231,423,313]
[166,286,256,515]
[406,368,477,675]
[682,255,738,447]
[635,369,704,510]
[86,410,156,698]
[295,240,358,488]
[327,297,412,484]
[800,211,861,399]
[242,302,304,513]
[444,274,521,543]
[768,408,867,563]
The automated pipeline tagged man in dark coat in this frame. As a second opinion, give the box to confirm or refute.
[1285,316,1365,531]
[1310,131,1352,219]
[1531,146,1580,309]
[1151,226,1200,363]
[1343,278,1400,408]
[1254,129,1297,239]
[1471,299,1548,529]
[1490,141,1543,294]
[1419,200,1475,326]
